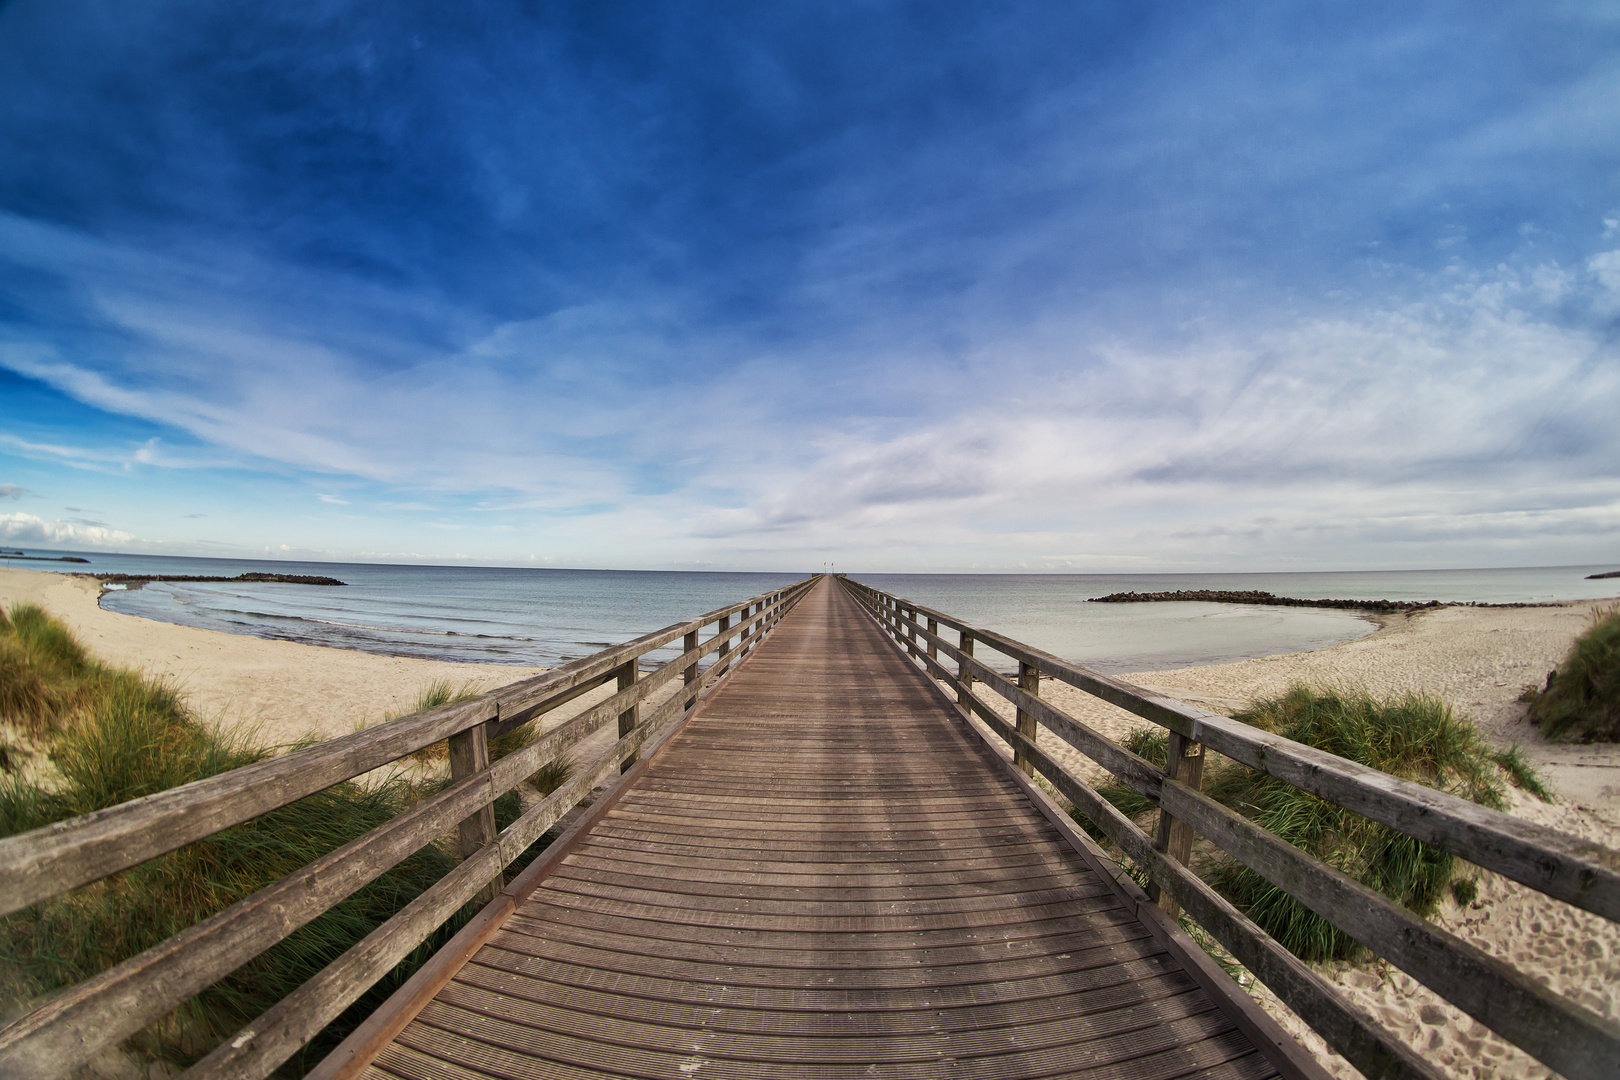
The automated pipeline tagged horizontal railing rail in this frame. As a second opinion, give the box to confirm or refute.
[0,576,816,1080]
[839,576,1620,1080]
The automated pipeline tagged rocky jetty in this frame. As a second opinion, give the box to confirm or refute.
[91,572,347,587]
[1088,589,1444,613]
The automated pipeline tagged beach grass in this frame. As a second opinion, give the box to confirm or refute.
[1209,686,1518,962]
[0,603,91,737]
[1489,743,1554,800]
[0,605,480,1073]
[1076,684,1545,963]
[404,678,543,767]
[1526,604,1620,742]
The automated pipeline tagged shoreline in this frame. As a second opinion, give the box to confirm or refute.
[0,566,551,748]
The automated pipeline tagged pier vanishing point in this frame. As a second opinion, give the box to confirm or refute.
[1,576,1617,1080]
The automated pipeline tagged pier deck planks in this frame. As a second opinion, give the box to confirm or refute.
[363,578,1284,1080]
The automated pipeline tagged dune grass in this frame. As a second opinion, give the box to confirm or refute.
[1076,684,1547,963]
[0,606,492,1072]
[0,603,91,737]
[1527,604,1620,742]
[403,677,550,775]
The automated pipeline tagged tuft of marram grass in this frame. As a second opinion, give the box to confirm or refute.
[406,679,485,764]
[7,602,90,675]
[0,603,94,737]
[1072,684,1548,964]
[1528,605,1620,742]
[1490,743,1554,801]
[414,677,482,713]
[1208,686,1513,962]
[403,679,549,774]
[0,636,64,735]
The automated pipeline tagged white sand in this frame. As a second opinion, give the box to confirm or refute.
[4,567,1617,1079]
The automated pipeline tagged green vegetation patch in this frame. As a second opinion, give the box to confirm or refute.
[1073,684,1548,965]
[1527,605,1620,743]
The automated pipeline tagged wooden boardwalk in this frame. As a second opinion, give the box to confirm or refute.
[355,577,1305,1080]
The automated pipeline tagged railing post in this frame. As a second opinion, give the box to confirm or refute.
[958,631,974,704]
[617,660,640,773]
[716,612,731,674]
[926,617,937,663]
[447,723,502,905]
[904,606,918,658]
[683,629,699,704]
[1151,729,1206,919]
[1015,661,1039,778]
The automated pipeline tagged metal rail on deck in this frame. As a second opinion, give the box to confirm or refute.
[839,575,1620,1080]
[0,578,816,1080]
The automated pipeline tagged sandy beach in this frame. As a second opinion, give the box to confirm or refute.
[0,568,552,748]
[3,566,1616,1080]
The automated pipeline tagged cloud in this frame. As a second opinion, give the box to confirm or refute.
[317,493,351,505]
[0,512,134,549]
[665,255,1620,568]
[0,485,26,500]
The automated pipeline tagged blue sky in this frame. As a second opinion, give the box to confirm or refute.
[1,2,1617,572]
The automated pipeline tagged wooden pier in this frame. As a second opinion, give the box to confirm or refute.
[1,575,1615,1080]
[334,576,1306,1080]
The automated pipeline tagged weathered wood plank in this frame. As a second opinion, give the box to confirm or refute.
[1152,729,1205,919]
[446,721,500,906]
[1015,660,1039,777]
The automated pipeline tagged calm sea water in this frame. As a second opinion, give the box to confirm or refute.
[8,550,1618,674]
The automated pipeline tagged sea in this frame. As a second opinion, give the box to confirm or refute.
[6,549,1618,675]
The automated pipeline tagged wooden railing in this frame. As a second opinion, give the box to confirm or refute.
[0,577,816,1080]
[839,576,1620,1080]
